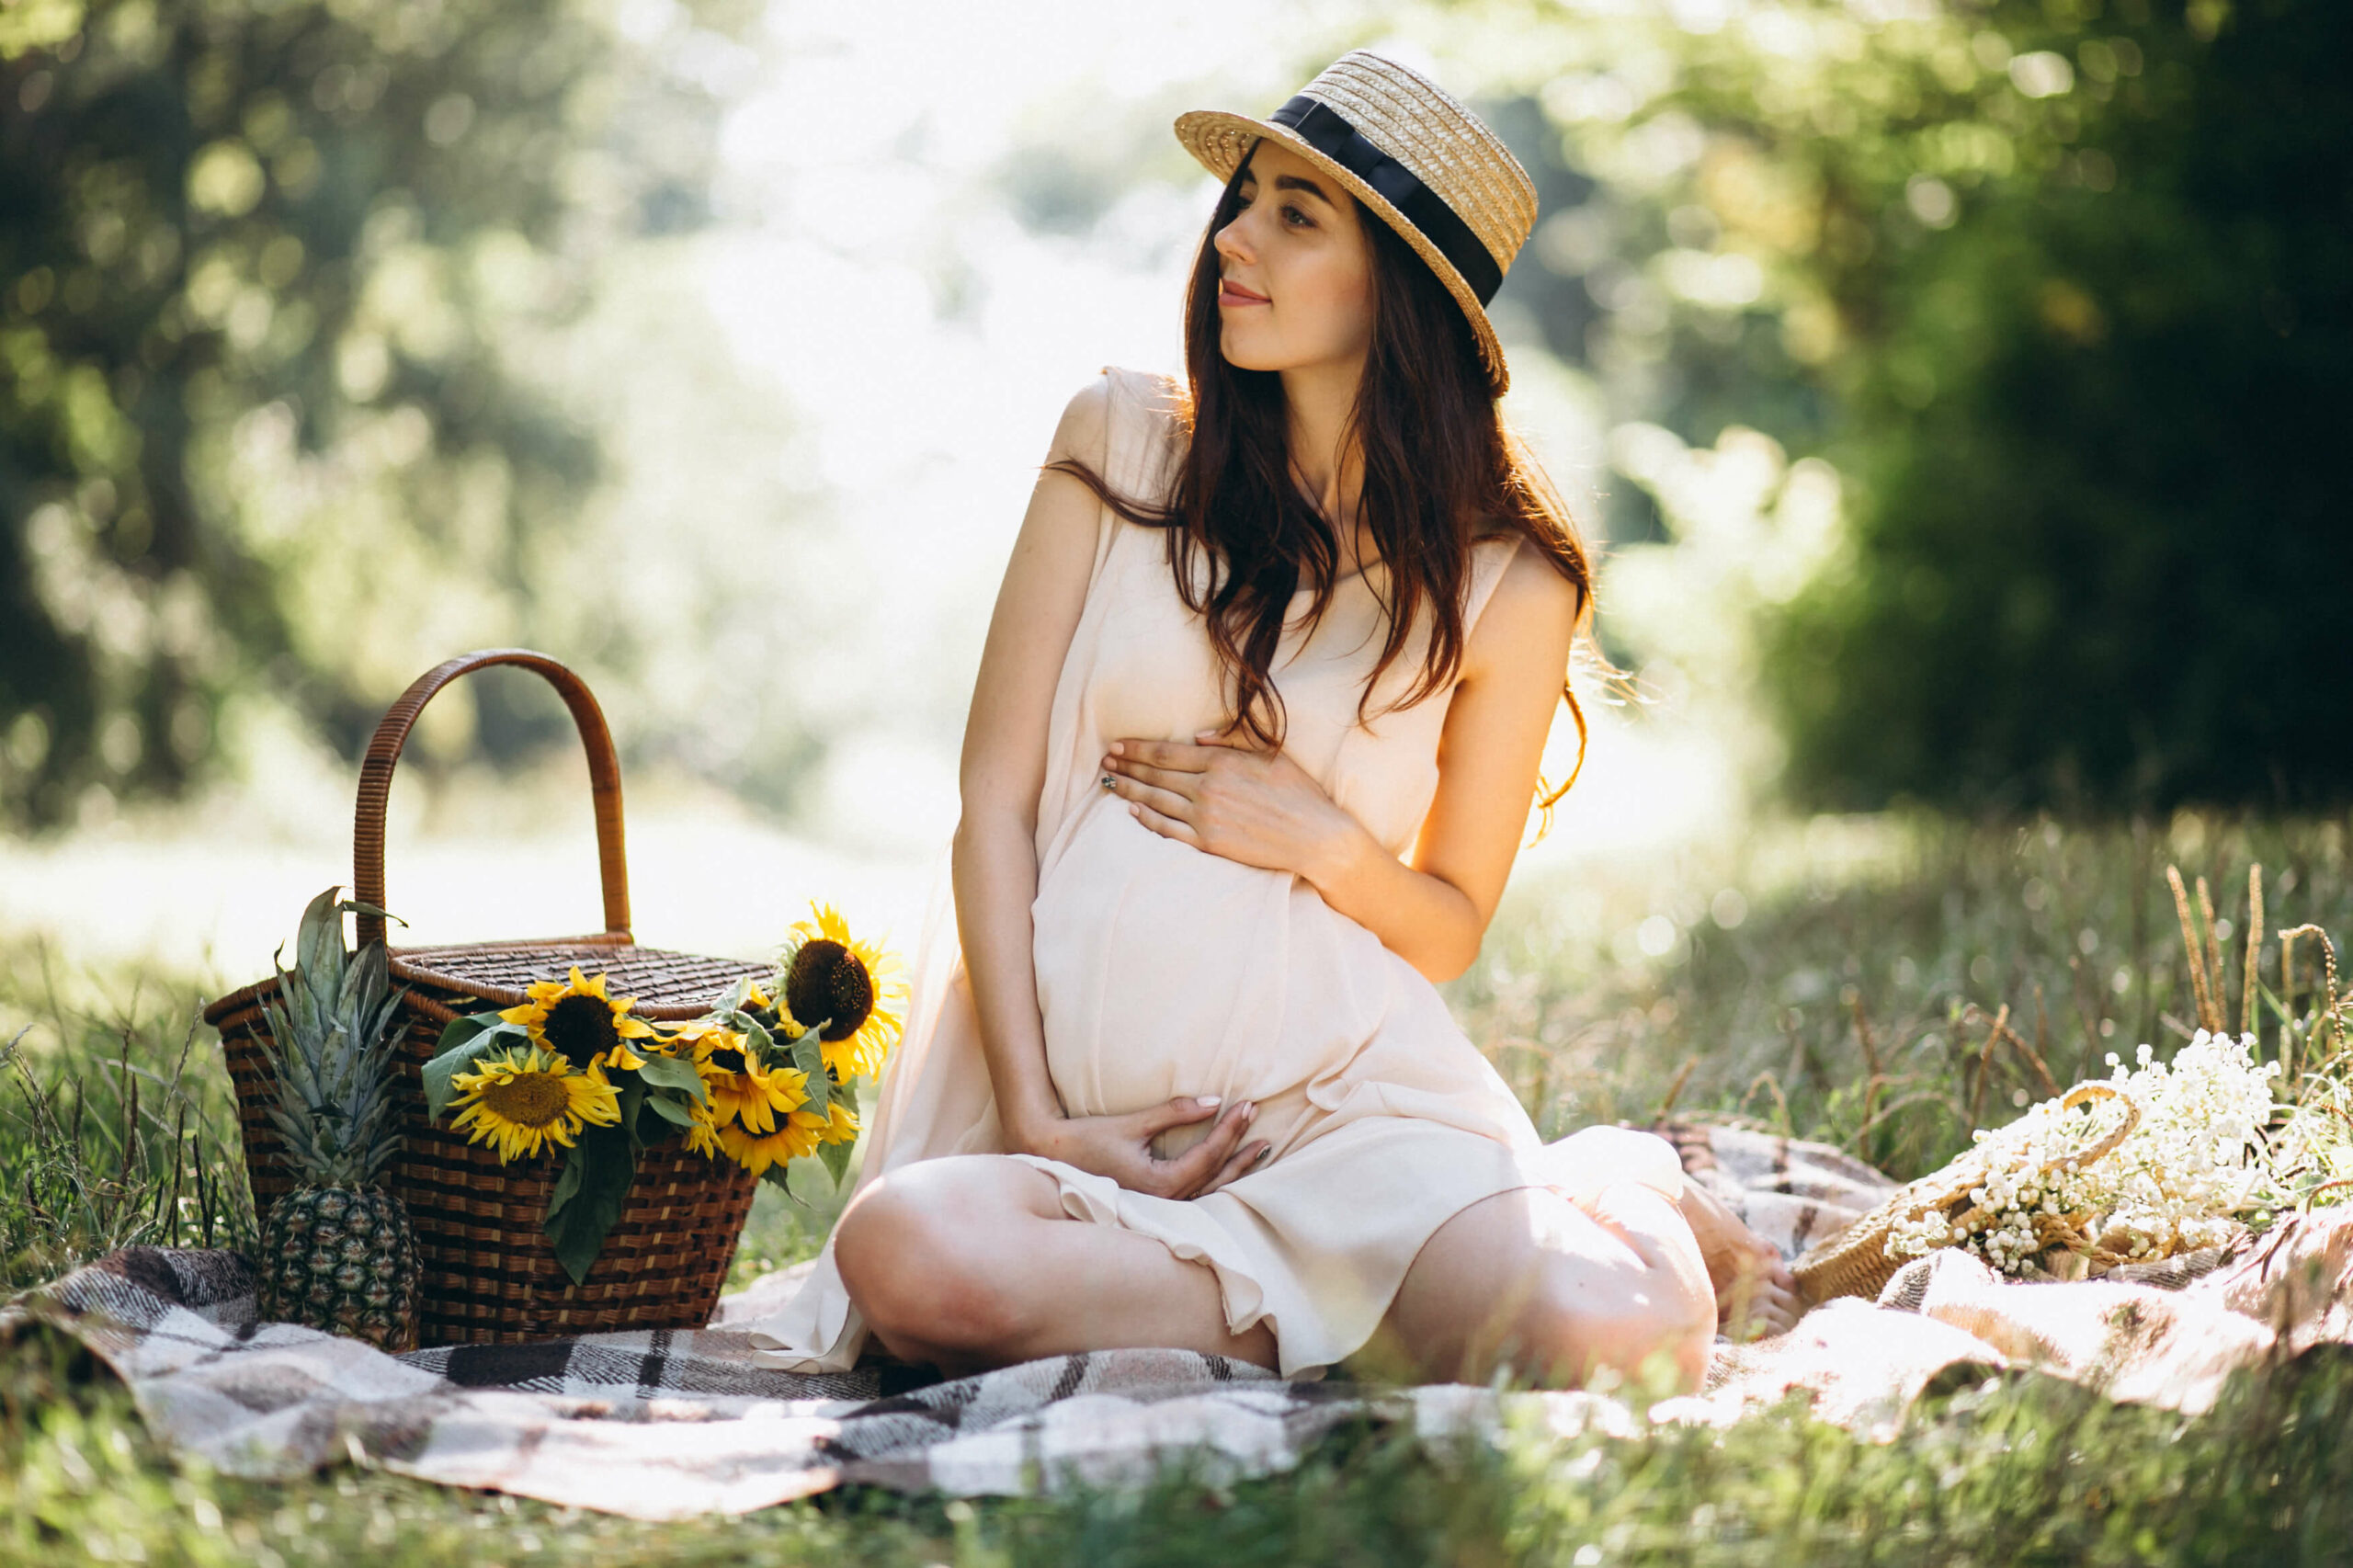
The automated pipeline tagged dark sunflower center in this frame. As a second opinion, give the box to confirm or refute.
[787,939,873,1042]
[708,1046,746,1074]
[542,994,620,1067]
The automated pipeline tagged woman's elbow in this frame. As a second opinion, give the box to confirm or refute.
[1415,926,1486,986]
[952,800,1037,855]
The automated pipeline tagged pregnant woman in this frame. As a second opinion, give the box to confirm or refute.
[746,51,1796,1387]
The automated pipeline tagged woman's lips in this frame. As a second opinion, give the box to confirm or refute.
[1219,278,1270,308]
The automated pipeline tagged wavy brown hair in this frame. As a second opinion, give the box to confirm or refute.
[1049,154,1597,832]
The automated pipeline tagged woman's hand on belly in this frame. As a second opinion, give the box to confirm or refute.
[1102,728,1368,881]
[1020,1095,1272,1200]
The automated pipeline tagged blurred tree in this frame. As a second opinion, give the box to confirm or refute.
[0,0,751,827]
[1766,0,2350,811]
[1474,0,2347,811]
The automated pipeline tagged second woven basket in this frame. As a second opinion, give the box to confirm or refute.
[1791,1082,2142,1305]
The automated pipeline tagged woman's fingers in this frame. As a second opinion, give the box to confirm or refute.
[1107,757,1198,795]
[1107,739,1214,772]
[1133,1096,1227,1137]
[1129,796,1202,846]
[1161,1101,1256,1197]
[1107,771,1197,821]
[1193,1139,1272,1198]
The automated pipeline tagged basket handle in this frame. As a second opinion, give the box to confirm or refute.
[352,649,631,949]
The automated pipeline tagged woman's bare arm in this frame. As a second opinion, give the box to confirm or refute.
[1308,542,1583,981]
[952,381,1109,1151]
[954,377,1262,1188]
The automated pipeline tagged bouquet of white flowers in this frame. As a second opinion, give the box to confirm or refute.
[1884,1030,2285,1278]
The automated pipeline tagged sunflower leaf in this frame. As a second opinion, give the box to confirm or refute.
[790,1026,830,1113]
[758,1160,806,1206]
[817,1135,855,1189]
[421,1016,523,1119]
[545,1123,635,1285]
[546,1139,587,1220]
[641,1093,697,1129]
[726,1011,776,1059]
[633,1051,708,1102]
[615,1079,648,1156]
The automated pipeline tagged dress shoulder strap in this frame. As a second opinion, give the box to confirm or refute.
[1097,366,1187,511]
[1461,530,1527,638]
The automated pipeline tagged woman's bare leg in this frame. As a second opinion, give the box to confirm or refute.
[1376,1182,1717,1390]
[832,1154,1279,1378]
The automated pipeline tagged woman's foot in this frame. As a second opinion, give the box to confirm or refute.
[1676,1179,1802,1340]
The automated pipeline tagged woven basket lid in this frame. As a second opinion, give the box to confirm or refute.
[390,937,767,1022]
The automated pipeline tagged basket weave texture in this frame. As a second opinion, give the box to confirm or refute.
[204,651,769,1345]
[1791,1083,2142,1306]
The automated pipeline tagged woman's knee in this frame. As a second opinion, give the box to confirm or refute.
[834,1159,1041,1358]
[1519,1247,1714,1389]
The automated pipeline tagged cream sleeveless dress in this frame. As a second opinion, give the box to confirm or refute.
[745,367,1683,1380]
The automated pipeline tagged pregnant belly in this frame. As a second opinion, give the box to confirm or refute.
[1029,793,1398,1130]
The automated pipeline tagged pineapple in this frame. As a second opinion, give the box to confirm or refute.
[252,887,420,1352]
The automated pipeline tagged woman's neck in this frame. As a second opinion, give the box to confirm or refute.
[1279,354,1372,570]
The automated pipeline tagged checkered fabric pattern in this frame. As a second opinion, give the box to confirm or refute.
[8,1127,2350,1517]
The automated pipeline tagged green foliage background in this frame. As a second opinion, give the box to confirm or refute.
[0,0,764,828]
[5,0,2347,827]
[1479,0,2347,812]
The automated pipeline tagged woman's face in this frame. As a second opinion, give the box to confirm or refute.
[1211,140,1376,378]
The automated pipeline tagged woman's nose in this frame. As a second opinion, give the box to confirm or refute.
[1213,214,1254,267]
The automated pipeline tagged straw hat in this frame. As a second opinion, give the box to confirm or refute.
[1175,51,1538,395]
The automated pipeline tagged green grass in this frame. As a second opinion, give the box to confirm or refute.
[4,810,2352,1564]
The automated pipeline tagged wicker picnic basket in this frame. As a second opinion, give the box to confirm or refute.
[204,649,769,1346]
[1790,1083,2143,1306]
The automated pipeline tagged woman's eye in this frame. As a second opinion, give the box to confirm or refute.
[1281,203,1313,229]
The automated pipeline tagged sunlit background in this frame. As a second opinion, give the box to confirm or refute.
[3,0,2343,995]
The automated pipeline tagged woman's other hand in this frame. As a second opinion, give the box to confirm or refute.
[1021,1096,1271,1199]
[1101,729,1366,879]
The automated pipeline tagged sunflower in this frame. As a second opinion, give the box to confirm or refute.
[447,1045,621,1163]
[686,1028,811,1135]
[718,1102,831,1177]
[815,1097,859,1147]
[500,966,656,1076]
[776,903,908,1082]
[680,1092,727,1159]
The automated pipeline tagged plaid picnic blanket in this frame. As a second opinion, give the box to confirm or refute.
[8,1125,2352,1517]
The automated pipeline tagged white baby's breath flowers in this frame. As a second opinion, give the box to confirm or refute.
[1888,1030,2284,1278]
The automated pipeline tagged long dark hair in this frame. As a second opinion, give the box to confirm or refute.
[1049,155,1597,830]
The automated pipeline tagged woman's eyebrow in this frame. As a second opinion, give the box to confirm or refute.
[1271,173,1334,205]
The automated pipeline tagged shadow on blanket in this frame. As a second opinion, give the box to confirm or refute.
[6,1125,2350,1519]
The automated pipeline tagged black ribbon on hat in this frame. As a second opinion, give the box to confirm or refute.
[1264,97,1504,306]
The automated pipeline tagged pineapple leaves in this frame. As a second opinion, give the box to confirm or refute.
[545,1123,636,1286]
[259,886,408,1190]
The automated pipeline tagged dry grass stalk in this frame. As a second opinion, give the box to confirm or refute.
[1654,1056,1696,1120]
[2198,875,2226,1031]
[2243,863,2265,1039]
[2168,865,2222,1033]
[1968,1002,2008,1129]
[1961,1001,2063,1101]
[2279,923,2346,1086]
[1851,992,1883,1131]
